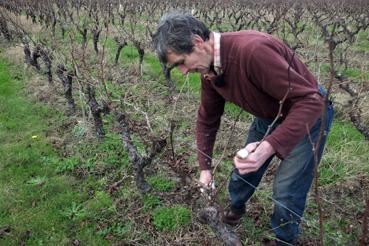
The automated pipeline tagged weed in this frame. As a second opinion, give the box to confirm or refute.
[118,183,140,201]
[340,67,369,81]
[27,176,47,186]
[57,156,81,173]
[327,121,366,150]
[84,156,97,170]
[319,63,330,75]
[241,217,273,243]
[112,221,133,237]
[86,191,115,217]
[96,226,111,237]
[62,202,87,221]
[147,175,175,192]
[152,205,191,231]
[96,221,133,238]
[321,120,369,186]
[354,29,369,52]
[319,158,349,185]
[72,122,88,137]
[142,194,162,211]
[98,133,122,152]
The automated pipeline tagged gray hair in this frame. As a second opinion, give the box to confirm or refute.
[152,12,210,64]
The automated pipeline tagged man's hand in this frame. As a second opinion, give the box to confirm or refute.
[234,141,275,175]
[199,170,213,186]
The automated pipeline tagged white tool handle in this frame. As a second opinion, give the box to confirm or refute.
[237,148,249,159]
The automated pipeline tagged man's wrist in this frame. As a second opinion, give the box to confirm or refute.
[199,169,212,185]
[261,140,275,156]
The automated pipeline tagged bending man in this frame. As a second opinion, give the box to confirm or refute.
[153,12,333,245]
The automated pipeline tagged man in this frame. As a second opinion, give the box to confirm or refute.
[153,12,333,245]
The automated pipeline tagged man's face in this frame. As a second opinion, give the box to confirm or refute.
[166,40,213,75]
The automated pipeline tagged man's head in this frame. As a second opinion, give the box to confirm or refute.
[152,12,213,75]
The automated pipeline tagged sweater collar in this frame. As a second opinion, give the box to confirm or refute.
[213,32,222,75]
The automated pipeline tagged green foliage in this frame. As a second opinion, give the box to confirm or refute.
[98,133,130,168]
[142,194,162,211]
[73,225,110,246]
[84,156,97,170]
[98,133,121,152]
[354,29,369,52]
[27,176,47,186]
[72,122,88,137]
[96,221,133,238]
[0,57,107,245]
[147,175,175,192]
[327,121,366,152]
[241,217,273,244]
[62,202,88,221]
[57,156,81,172]
[111,221,134,236]
[342,68,361,78]
[152,205,191,231]
[171,71,201,93]
[320,121,369,185]
[144,54,164,76]
[302,212,360,244]
[319,159,349,185]
[56,132,130,175]
[86,191,115,217]
[86,191,116,221]
[320,63,330,75]
[122,44,140,60]
[341,67,369,81]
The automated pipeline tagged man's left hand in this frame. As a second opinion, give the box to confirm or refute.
[234,141,275,175]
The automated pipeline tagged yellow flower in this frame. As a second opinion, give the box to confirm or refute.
[32,135,38,139]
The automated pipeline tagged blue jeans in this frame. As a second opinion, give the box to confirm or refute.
[228,95,334,244]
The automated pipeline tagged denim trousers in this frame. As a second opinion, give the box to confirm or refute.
[228,97,334,244]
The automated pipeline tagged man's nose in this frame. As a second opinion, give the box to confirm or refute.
[178,64,189,75]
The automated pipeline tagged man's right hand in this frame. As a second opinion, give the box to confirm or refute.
[199,170,213,186]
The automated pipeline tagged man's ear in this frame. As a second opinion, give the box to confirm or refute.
[192,35,204,46]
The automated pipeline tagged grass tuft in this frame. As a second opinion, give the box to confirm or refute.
[152,205,191,231]
[147,175,176,192]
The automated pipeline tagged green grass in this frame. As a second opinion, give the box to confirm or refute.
[142,194,162,212]
[147,175,176,192]
[341,67,369,81]
[0,56,108,245]
[327,121,366,150]
[0,52,183,244]
[354,29,369,53]
[320,121,369,185]
[152,205,191,231]
[85,191,115,217]
[240,217,274,244]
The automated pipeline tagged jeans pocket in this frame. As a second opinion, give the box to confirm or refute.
[325,103,334,132]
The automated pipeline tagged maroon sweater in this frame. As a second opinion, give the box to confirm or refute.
[196,31,324,170]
